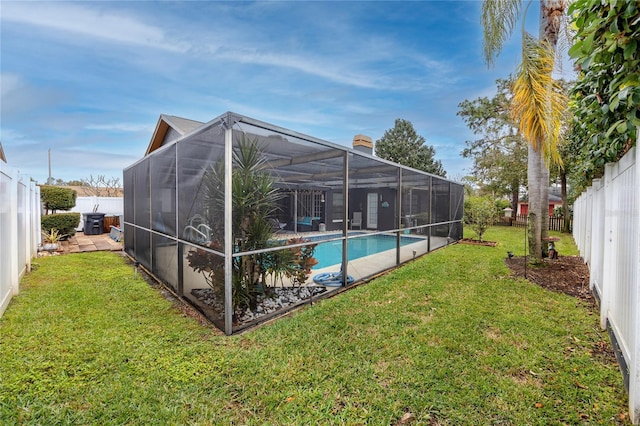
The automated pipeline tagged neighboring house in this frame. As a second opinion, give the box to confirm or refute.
[517,191,563,216]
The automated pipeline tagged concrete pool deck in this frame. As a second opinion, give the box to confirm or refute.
[308,234,450,284]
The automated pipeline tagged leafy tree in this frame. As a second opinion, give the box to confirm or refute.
[458,78,527,216]
[568,0,640,190]
[40,186,77,214]
[375,119,446,177]
[549,79,578,233]
[187,136,317,317]
[464,196,499,242]
[495,198,511,213]
[192,136,283,311]
[482,0,569,260]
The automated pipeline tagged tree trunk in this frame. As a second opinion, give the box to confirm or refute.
[535,0,565,257]
[561,172,570,233]
[510,180,519,220]
[527,143,542,260]
[540,160,550,258]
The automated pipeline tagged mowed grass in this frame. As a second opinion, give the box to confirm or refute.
[0,227,629,425]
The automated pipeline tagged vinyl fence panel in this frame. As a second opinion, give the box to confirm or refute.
[573,138,640,423]
[0,162,40,318]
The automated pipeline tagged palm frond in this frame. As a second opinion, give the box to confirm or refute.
[511,32,567,167]
[482,0,523,66]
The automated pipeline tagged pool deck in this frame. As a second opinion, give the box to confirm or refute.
[283,230,449,285]
[310,235,449,281]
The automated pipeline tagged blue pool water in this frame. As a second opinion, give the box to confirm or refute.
[310,233,423,269]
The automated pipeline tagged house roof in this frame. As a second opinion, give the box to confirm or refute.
[0,141,6,163]
[549,193,562,203]
[145,114,204,155]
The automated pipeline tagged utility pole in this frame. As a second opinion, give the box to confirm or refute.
[47,148,53,185]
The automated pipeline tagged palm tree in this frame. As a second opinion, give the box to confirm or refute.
[190,136,284,312]
[482,0,568,260]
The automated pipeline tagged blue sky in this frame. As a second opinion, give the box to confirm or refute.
[1,1,549,184]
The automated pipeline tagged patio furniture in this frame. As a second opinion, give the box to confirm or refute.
[269,218,287,233]
[294,216,320,232]
[351,212,362,230]
[109,225,123,242]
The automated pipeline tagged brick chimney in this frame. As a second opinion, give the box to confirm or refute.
[352,134,373,155]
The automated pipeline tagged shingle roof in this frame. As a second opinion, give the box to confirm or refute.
[144,114,205,155]
[163,115,203,134]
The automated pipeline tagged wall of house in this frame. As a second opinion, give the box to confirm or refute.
[346,188,396,231]
[517,202,562,216]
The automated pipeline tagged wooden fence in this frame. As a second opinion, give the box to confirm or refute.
[497,214,572,232]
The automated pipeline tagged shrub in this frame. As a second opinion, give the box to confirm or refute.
[41,213,81,237]
[41,186,77,213]
[41,228,66,244]
[464,196,499,242]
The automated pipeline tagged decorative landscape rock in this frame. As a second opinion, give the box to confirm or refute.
[192,285,327,325]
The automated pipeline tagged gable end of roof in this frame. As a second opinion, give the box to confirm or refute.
[144,114,205,155]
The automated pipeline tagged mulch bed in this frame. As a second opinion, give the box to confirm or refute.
[459,238,498,247]
[505,255,592,302]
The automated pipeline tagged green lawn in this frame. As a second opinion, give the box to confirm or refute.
[0,227,629,425]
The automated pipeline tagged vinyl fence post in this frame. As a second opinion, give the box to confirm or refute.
[600,164,615,331]
[628,136,640,423]
[9,168,19,297]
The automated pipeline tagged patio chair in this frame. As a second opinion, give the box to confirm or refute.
[351,211,362,230]
[269,218,287,234]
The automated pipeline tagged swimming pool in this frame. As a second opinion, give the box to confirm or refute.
[310,233,424,269]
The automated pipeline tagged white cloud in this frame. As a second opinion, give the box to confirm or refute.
[85,123,153,133]
[202,96,334,129]
[0,73,25,98]
[340,104,377,115]
[0,73,67,119]
[2,2,451,92]
[0,127,32,146]
[214,48,387,90]
[1,2,189,53]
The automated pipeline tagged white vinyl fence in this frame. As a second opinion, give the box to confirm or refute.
[573,140,640,423]
[0,161,41,318]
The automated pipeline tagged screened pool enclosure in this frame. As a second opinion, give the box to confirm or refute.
[124,112,463,334]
